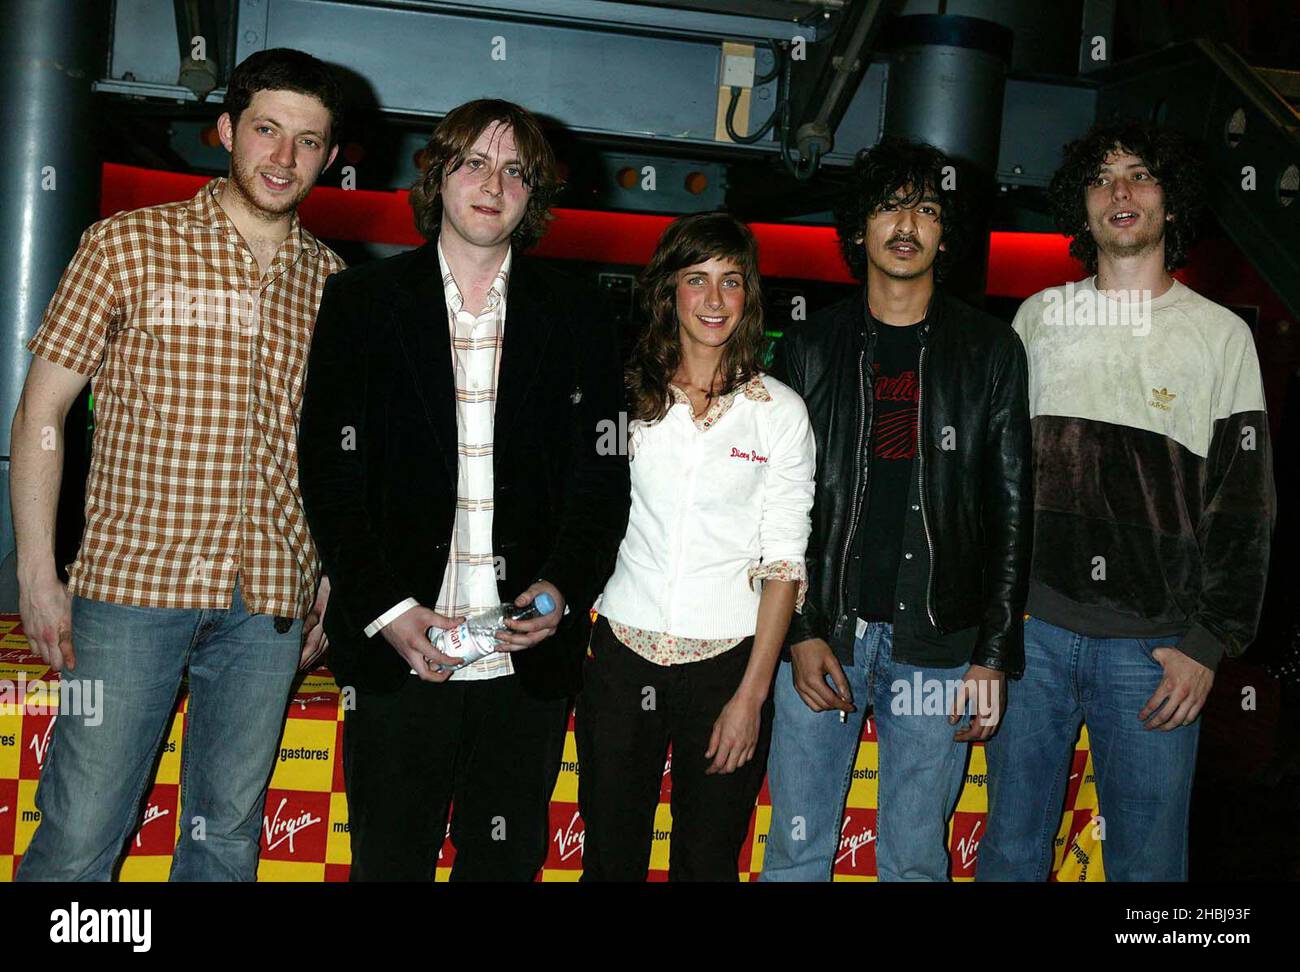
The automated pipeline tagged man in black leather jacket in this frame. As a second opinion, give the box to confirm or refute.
[759,138,1032,882]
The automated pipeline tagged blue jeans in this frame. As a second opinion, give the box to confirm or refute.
[760,622,971,881]
[16,580,302,881]
[979,616,1201,882]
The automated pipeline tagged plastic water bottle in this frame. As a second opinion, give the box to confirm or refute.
[425,593,557,672]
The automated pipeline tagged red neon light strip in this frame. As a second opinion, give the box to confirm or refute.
[101,163,1082,298]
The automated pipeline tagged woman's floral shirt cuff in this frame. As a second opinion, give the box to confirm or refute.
[747,559,808,613]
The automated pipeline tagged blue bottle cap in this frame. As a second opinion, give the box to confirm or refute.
[533,592,556,615]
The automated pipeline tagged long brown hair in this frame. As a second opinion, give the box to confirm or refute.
[408,99,561,249]
[627,212,765,423]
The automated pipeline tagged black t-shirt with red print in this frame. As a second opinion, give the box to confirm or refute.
[858,319,922,620]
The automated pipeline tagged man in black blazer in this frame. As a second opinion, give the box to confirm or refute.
[298,99,630,881]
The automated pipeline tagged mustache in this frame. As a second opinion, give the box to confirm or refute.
[885,234,923,250]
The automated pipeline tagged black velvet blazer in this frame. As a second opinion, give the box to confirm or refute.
[298,241,631,698]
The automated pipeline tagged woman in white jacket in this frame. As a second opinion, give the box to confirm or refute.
[577,213,816,881]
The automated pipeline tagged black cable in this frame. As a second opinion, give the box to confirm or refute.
[775,46,819,182]
[725,85,780,144]
[716,35,822,181]
[781,134,821,182]
[724,40,786,144]
[754,38,782,85]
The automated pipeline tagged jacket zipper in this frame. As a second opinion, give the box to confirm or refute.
[916,342,938,629]
[837,342,870,626]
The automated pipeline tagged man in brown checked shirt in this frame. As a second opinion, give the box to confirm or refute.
[11,49,344,881]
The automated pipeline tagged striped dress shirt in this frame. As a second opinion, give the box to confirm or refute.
[367,241,514,680]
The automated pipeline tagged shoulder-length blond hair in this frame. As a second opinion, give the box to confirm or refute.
[408,99,561,250]
[627,212,766,423]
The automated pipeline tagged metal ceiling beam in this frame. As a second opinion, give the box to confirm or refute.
[279,0,824,42]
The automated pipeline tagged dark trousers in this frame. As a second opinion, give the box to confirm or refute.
[342,671,568,881]
[575,617,773,881]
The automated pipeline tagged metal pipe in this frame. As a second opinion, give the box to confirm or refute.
[0,0,108,561]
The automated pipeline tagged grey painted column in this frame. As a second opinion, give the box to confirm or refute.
[883,14,1013,300]
[0,0,108,574]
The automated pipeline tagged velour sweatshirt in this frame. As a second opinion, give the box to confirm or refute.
[1012,276,1275,669]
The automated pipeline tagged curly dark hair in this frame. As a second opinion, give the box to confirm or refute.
[626,213,766,423]
[834,137,968,282]
[1049,121,1205,273]
[408,99,561,251]
[223,48,344,146]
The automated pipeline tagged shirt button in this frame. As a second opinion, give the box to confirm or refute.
[911,504,920,511]
[904,552,913,560]
[243,253,252,264]
[898,602,906,611]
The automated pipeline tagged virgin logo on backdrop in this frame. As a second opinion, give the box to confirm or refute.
[22,715,55,776]
[552,809,585,863]
[133,802,172,851]
[950,815,983,878]
[834,810,877,872]
[260,791,329,860]
[128,784,178,856]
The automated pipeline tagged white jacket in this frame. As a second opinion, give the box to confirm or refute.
[599,373,816,640]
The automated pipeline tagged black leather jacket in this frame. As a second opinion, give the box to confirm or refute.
[776,288,1032,676]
